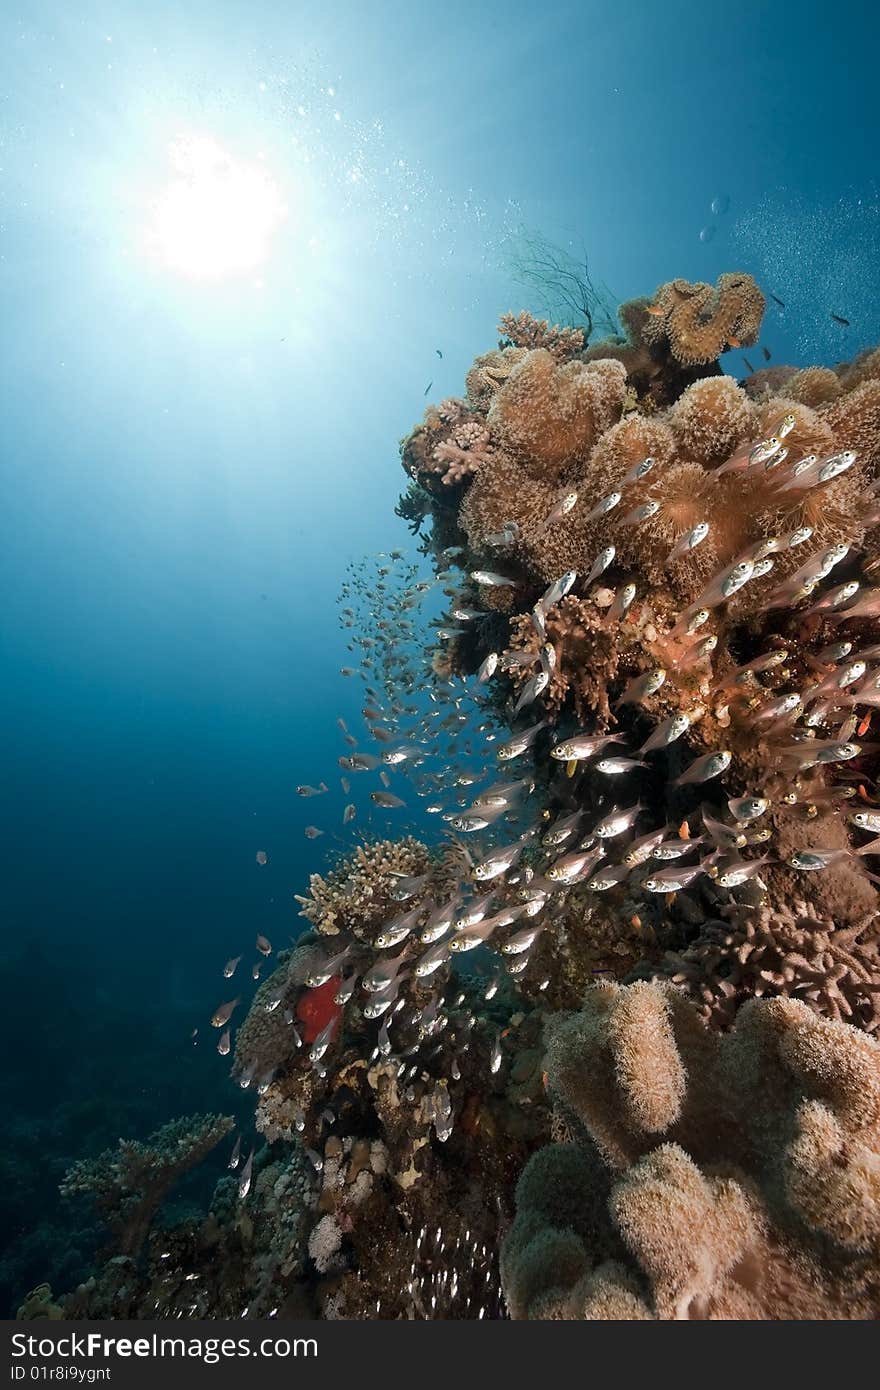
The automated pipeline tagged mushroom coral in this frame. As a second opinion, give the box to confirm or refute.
[501,981,880,1319]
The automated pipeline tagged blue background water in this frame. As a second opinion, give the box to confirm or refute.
[1,0,878,1311]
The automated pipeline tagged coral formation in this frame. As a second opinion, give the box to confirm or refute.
[40,265,880,1324]
[60,1115,233,1259]
[502,981,880,1318]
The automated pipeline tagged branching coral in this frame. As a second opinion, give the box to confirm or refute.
[60,1115,233,1259]
[502,982,880,1318]
[295,838,432,938]
[654,900,880,1032]
[497,311,584,362]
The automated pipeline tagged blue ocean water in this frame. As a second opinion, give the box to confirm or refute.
[1,0,878,1313]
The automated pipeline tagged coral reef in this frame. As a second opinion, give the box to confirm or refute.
[502,981,880,1318]
[60,1115,234,1259]
[40,266,880,1324]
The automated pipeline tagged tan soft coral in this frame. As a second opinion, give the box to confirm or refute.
[784,366,843,408]
[668,375,756,465]
[823,378,880,476]
[502,982,880,1319]
[487,349,627,480]
[641,273,765,367]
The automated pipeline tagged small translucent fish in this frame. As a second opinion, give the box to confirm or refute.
[474,842,524,881]
[336,718,348,735]
[540,642,557,677]
[585,491,621,521]
[414,939,450,984]
[714,853,773,887]
[639,713,691,755]
[804,581,859,615]
[852,811,880,834]
[585,546,615,585]
[667,522,709,566]
[595,756,648,774]
[217,1028,231,1056]
[256,934,272,956]
[388,871,429,900]
[542,809,583,847]
[255,850,268,866]
[376,905,421,948]
[471,570,515,587]
[497,719,546,761]
[652,835,704,861]
[539,570,578,613]
[643,864,705,892]
[211,997,240,1028]
[586,863,631,891]
[228,1135,241,1170]
[817,451,856,484]
[343,803,356,824]
[546,845,605,884]
[619,499,660,526]
[551,731,624,762]
[623,825,669,867]
[296,783,328,797]
[371,791,406,809]
[615,667,666,708]
[673,750,731,787]
[788,849,851,870]
[477,652,499,683]
[755,692,802,721]
[701,811,747,850]
[622,456,656,485]
[304,826,323,839]
[309,1017,338,1063]
[501,924,543,955]
[362,943,411,992]
[490,1036,503,1075]
[608,583,637,622]
[728,796,769,823]
[530,604,546,641]
[223,955,241,978]
[513,669,549,715]
[678,634,717,670]
[238,1149,254,1200]
[251,963,261,981]
[595,802,642,838]
[816,641,852,664]
[541,491,579,528]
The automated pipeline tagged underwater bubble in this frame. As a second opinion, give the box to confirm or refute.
[699,224,716,243]
[710,193,730,216]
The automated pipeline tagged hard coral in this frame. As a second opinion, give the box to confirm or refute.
[296,838,431,939]
[655,900,880,1033]
[502,982,880,1319]
[497,310,585,362]
[60,1115,234,1259]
